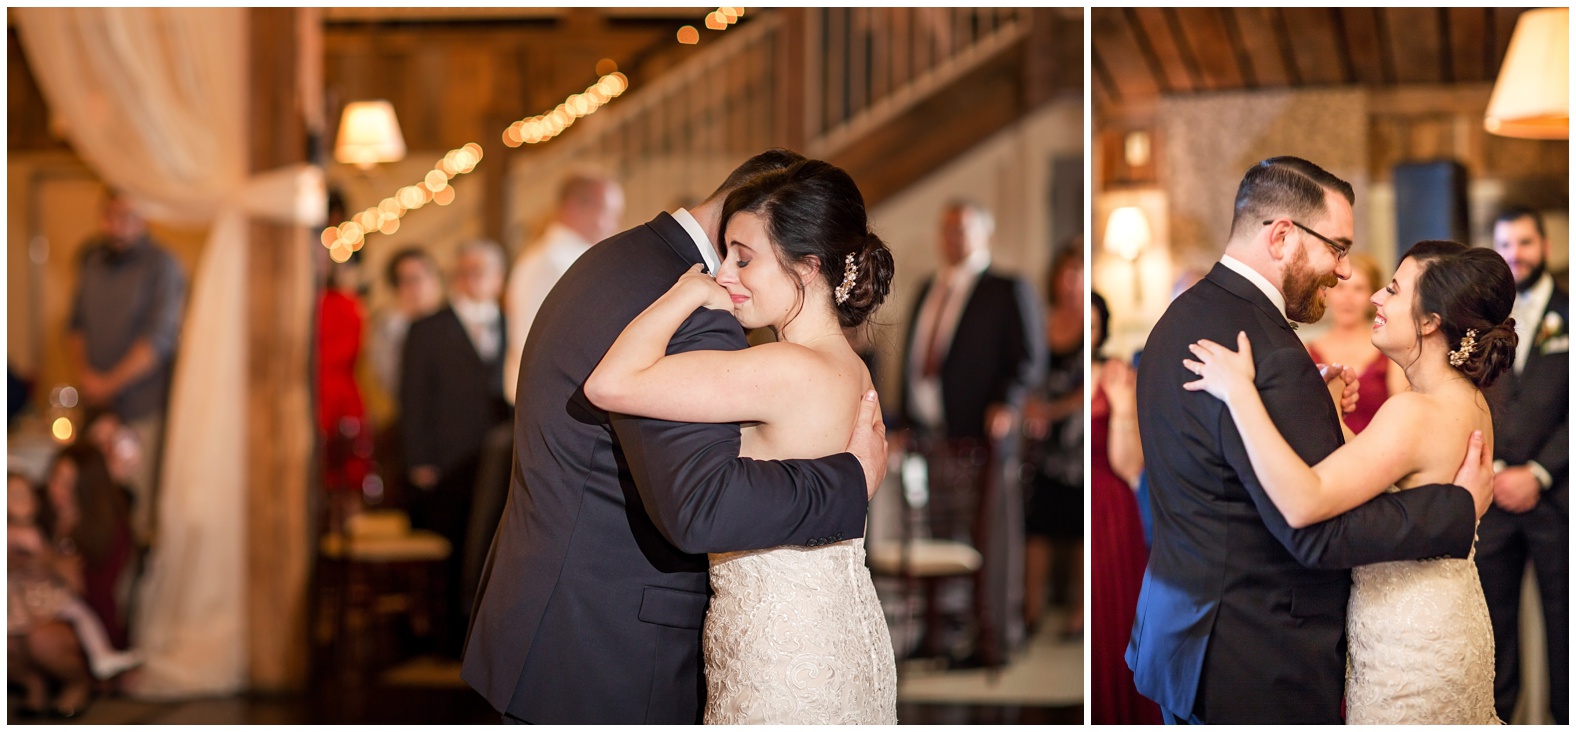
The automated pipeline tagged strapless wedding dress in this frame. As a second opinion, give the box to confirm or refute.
[702,538,897,724]
[1345,490,1501,724]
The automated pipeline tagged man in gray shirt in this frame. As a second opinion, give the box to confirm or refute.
[69,191,187,546]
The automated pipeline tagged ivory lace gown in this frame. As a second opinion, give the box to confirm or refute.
[703,538,897,724]
[1345,487,1502,724]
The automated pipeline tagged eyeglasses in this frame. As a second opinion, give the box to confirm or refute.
[1264,219,1351,260]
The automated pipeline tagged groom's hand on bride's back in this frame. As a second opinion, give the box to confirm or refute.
[1452,430,1494,518]
[846,390,888,500]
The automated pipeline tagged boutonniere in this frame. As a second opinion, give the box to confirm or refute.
[1536,311,1564,349]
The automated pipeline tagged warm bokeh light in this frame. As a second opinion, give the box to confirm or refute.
[379,216,400,236]
[499,68,630,147]
[320,227,339,248]
[678,25,699,44]
[330,244,352,264]
[339,222,365,245]
[424,169,449,191]
[706,12,727,30]
[58,386,79,409]
[433,185,456,206]
[52,417,73,442]
[596,58,619,76]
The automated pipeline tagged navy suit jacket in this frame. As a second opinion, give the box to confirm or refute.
[461,213,869,724]
[1126,263,1477,723]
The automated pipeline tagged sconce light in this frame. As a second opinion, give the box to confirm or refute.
[1104,206,1152,304]
[1485,8,1568,140]
[335,100,407,169]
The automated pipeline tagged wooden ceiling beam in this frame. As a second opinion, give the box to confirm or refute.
[1128,7,1193,94]
[1282,8,1346,86]
[1172,8,1243,90]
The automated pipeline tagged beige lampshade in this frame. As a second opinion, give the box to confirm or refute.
[335,100,407,168]
[1104,206,1152,262]
[1485,8,1569,140]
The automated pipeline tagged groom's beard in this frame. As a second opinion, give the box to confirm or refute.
[1283,245,1340,324]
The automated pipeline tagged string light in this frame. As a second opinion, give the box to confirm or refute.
[323,143,483,254]
[677,25,699,45]
[502,70,630,148]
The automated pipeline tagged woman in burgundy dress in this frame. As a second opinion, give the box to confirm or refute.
[1305,253,1402,434]
[1089,291,1161,725]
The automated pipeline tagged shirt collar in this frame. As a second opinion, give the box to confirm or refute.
[672,208,721,275]
[1220,253,1289,321]
[451,295,499,323]
[1521,271,1555,312]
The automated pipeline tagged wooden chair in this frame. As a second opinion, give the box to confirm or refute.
[314,509,451,681]
[868,437,1003,670]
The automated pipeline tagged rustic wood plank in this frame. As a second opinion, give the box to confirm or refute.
[247,6,315,692]
[1446,7,1488,83]
[1172,8,1244,90]
[1225,8,1291,88]
[1091,7,1160,100]
[1492,8,1525,72]
[1338,7,1389,86]
[1130,8,1194,93]
[1282,8,1346,86]
[1384,7,1443,85]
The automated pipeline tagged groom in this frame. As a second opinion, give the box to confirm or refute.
[1126,156,1495,723]
[462,149,887,724]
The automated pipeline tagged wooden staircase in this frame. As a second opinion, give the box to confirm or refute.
[503,7,1079,246]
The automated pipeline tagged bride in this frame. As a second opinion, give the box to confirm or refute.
[1183,240,1514,724]
[586,159,898,723]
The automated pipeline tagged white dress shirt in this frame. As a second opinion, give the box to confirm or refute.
[505,222,595,404]
[672,208,721,275]
[1511,271,1554,375]
[452,294,502,366]
[906,249,990,431]
[1220,254,1290,323]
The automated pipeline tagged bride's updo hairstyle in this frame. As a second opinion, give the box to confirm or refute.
[720,159,895,328]
[1401,240,1517,387]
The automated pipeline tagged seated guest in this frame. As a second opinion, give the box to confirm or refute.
[44,442,135,652]
[400,239,512,656]
[9,472,141,718]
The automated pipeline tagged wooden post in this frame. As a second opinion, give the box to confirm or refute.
[775,7,808,152]
[246,6,317,691]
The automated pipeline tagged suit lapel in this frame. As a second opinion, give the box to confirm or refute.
[1205,263,1298,338]
[645,212,709,268]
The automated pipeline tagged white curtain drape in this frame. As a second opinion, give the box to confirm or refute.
[15,7,323,698]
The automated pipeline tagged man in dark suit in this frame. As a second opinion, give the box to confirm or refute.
[461,150,888,724]
[1479,206,1568,724]
[1126,156,1493,724]
[400,239,513,656]
[897,200,1045,658]
[900,200,1044,443]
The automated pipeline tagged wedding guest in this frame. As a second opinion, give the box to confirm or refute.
[504,173,625,405]
[1021,243,1084,637]
[8,472,141,718]
[897,199,1045,655]
[1479,205,1568,724]
[1306,252,1404,433]
[43,442,135,651]
[366,248,444,412]
[400,239,512,656]
[67,190,187,548]
[1087,290,1160,725]
[317,236,373,520]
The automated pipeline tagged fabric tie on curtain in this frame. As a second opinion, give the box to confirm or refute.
[15,7,323,698]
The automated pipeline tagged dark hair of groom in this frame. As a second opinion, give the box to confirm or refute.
[705,148,808,203]
[1228,156,1356,241]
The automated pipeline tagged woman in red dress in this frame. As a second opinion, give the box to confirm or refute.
[1305,253,1402,434]
[1089,291,1161,725]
